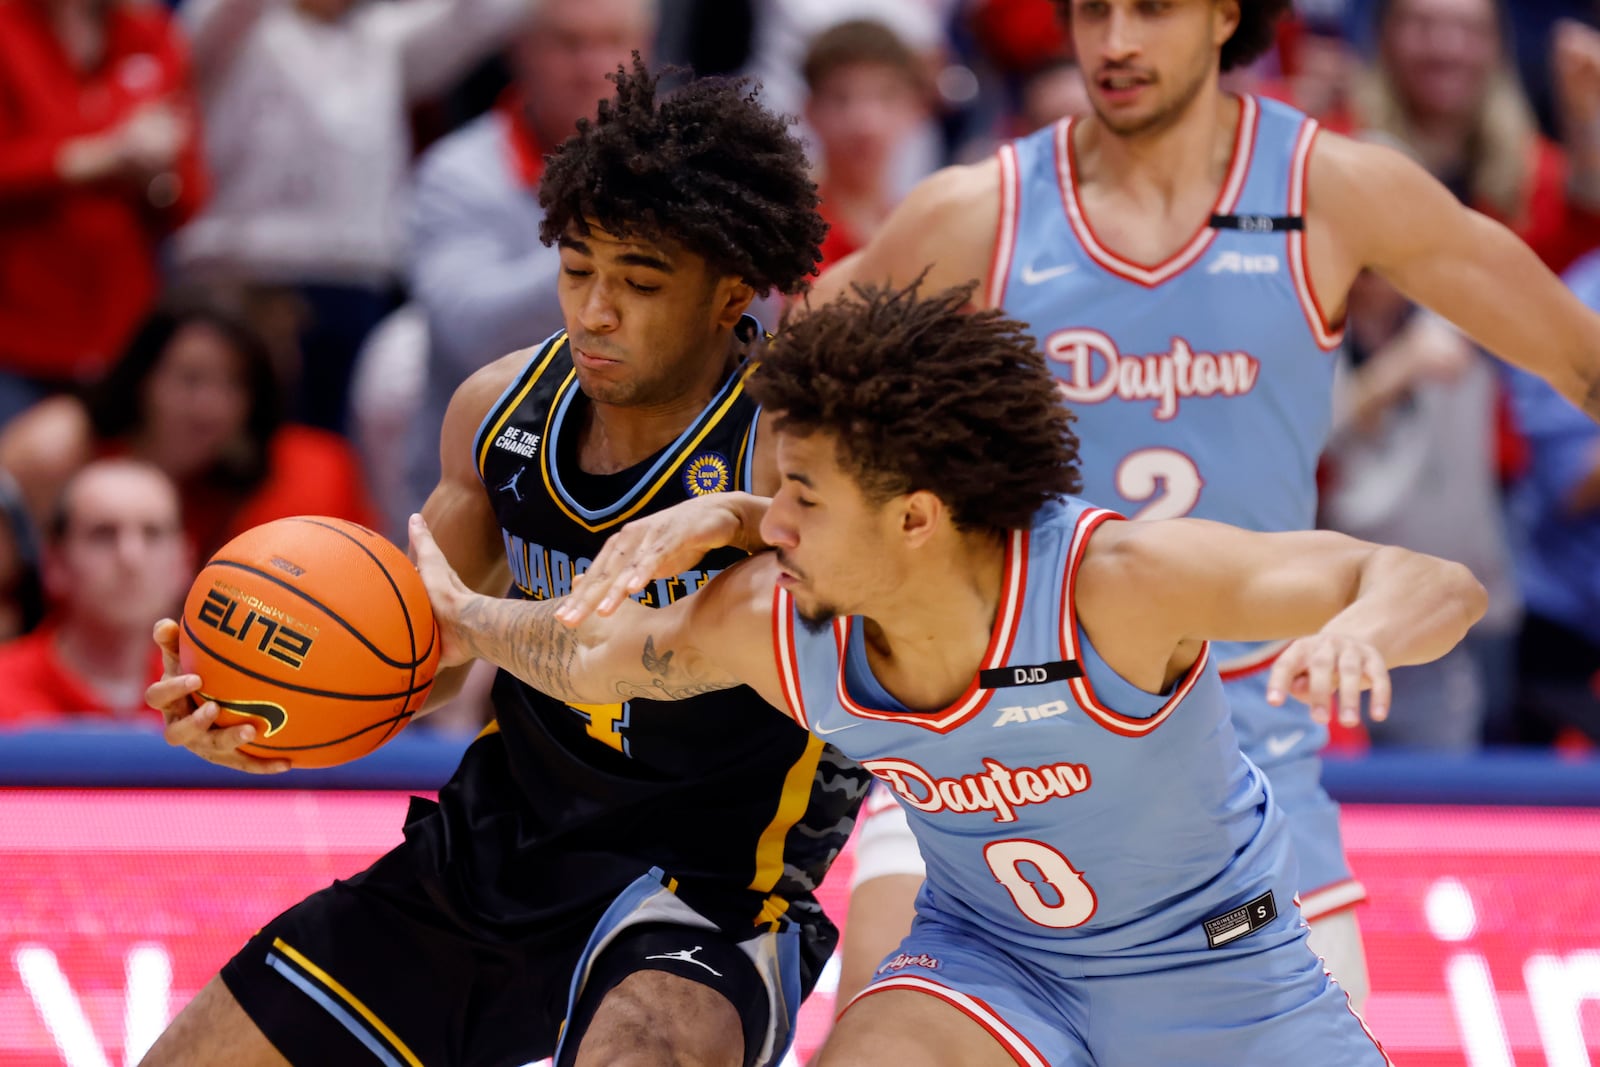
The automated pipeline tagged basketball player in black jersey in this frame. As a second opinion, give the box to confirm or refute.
[140,60,869,1067]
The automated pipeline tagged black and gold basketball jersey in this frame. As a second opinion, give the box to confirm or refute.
[414,320,868,966]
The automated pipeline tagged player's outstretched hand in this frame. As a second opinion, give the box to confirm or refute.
[408,513,477,669]
[1264,632,1392,728]
[557,492,768,628]
[146,619,292,774]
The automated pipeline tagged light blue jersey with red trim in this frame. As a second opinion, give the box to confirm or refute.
[991,95,1338,687]
[772,498,1300,971]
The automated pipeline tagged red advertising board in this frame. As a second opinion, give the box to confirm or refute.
[1,791,1597,1066]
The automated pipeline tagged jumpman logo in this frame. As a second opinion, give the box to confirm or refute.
[644,946,723,977]
[497,467,525,502]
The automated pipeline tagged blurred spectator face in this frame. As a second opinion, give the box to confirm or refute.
[513,0,655,143]
[43,462,189,635]
[139,322,253,482]
[1020,60,1092,132]
[806,61,925,187]
[1067,0,1240,136]
[1380,0,1501,125]
[1290,30,1356,122]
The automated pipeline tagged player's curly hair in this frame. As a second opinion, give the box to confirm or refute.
[750,279,1081,534]
[1052,0,1290,73]
[538,56,825,296]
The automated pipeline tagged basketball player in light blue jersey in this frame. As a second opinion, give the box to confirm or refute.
[412,281,1484,1065]
[798,0,1600,1010]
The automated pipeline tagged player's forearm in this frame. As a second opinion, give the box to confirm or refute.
[451,592,597,704]
[447,592,735,705]
[1319,547,1487,669]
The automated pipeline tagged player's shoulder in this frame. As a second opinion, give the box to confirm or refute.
[446,334,563,431]
[1306,128,1433,211]
[903,157,1002,217]
[858,159,1002,297]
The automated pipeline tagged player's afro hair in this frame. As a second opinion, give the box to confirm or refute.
[539,56,826,296]
[751,279,1081,534]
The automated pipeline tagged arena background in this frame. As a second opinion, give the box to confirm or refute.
[1,732,1598,1067]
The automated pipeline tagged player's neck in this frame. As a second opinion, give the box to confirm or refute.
[1076,86,1237,205]
[578,339,740,474]
[858,529,1008,712]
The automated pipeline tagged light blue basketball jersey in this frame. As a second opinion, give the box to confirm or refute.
[993,96,1339,687]
[773,499,1301,973]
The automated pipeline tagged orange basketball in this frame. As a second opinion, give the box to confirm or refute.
[178,516,440,768]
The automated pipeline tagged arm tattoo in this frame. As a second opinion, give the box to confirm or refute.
[452,601,736,703]
[613,634,736,701]
[454,596,588,703]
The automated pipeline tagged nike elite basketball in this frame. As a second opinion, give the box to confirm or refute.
[178,517,440,768]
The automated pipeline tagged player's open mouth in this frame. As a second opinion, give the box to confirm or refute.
[1097,73,1152,99]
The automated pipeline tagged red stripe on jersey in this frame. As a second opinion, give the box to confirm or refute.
[771,585,808,729]
[851,975,1049,1067]
[1288,119,1346,351]
[1299,878,1369,921]
[1217,640,1289,681]
[986,143,1021,308]
[1057,96,1258,287]
[833,528,1029,733]
[1058,508,1208,736]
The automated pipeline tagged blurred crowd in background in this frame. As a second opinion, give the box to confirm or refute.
[3,0,1600,753]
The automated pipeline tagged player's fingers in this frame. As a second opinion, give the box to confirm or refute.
[153,617,182,669]
[146,674,203,721]
[1366,651,1392,722]
[1337,644,1365,728]
[162,700,219,746]
[1265,643,1306,705]
[1305,642,1337,723]
[407,513,444,570]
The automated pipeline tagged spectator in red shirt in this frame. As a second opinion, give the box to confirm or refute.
[0,0,208,427]
[803,20,930,272]
[0,458,188,726]
[0,292,378,565]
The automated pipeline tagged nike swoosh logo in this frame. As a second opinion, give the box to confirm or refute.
[812,719,863,736]
[1021,262,1076,285]
[1263,730,1307,760]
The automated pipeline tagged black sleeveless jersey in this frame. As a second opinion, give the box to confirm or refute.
[411,321,869,963]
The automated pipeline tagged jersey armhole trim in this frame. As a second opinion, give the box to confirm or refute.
[772,585,808,729]
[1058,508,1208,737]
[473,333,568,482]
[985,143,1021,309]
[1288,119,1347,352]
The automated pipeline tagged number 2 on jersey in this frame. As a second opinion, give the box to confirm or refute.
[984,839,1097,928]
[1115,448,1204,520]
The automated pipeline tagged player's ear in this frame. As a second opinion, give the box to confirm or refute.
[714,276,757,329]
[1214,0,1241,49]
[899,490,942,548]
